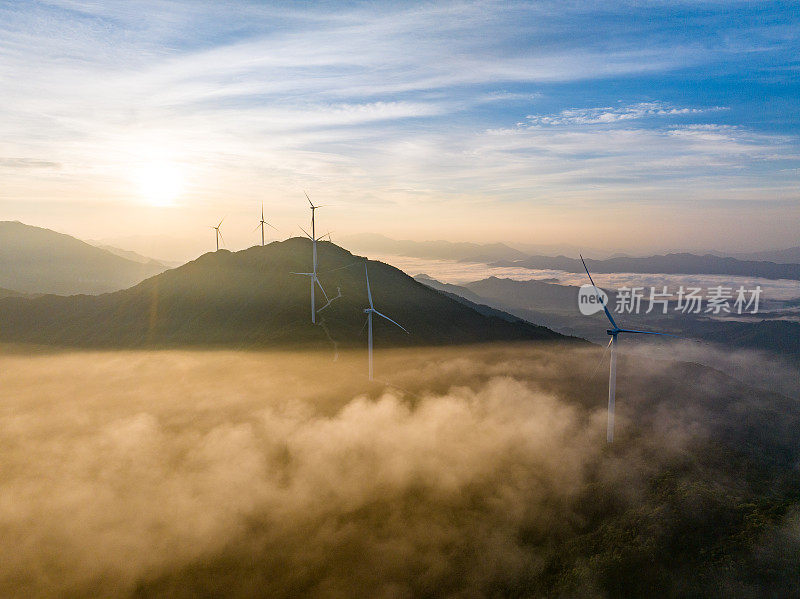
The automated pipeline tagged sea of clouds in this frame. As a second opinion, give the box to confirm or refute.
[0,345,797,597]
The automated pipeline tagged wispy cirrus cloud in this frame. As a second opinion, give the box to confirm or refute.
[525,102,728,126]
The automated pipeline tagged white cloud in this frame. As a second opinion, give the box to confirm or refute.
[526,102,727,125]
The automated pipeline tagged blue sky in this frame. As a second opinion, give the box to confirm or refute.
[0,1,797,258]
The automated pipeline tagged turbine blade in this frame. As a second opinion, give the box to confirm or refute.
[579,254,599,289]
[266,221,279,231]
[364,262,373,309]
[373,310,409,334]
[315,231,332,241]
[601,306,619,330]
[298,225,312,239]
[580,254,619,330]
[218,230,225,246]
[253,223,262,232]
[304,191,313,207]
[316,287,341,314]
[617,329,681,338]
[218,217,225,228]
[315,277,329,302]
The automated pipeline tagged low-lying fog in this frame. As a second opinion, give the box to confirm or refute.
[0,344,797,598]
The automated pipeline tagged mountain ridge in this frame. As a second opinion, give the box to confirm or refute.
[0,238,577,349]
[0,221,169,295]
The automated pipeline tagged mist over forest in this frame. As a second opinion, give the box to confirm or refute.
[1,344,797,598]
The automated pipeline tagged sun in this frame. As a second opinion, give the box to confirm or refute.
[135,162,184,207]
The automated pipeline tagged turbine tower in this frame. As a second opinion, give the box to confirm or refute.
[580,255,676,444]
[291,193,329,324]
[211,218,224,251]
[255,203,278,246]
[363,261,408,380]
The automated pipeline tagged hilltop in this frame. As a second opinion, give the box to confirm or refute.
[0,238,574,349]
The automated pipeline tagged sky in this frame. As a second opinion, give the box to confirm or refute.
[0,0,798,260]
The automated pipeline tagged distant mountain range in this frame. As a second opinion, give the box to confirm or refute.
[493,253,800,281]
[341,233,800,277]
[341,233,528,263]
[415,274,800,358]
[0,238,573,349]
[0,221,169,295]
[731,246,800,264]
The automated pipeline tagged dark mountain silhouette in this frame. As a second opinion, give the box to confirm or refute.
[695,319,800,355]
[493,253,800,281]
[465,276,583,315]
[0,238,575,349]
[413,274,488,304]
[0,221,169,294]
[413,275,538,324]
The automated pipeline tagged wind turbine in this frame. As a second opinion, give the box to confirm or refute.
[363,261,408,380]
[291,193,329,324]
[580,255,676,444]
[255,203,278,246]
[211,218,224,251]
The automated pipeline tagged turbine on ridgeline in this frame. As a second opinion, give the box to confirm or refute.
[291,192,330,324]
[363,261,408,380]
[254,203,278,246]
[211,218,224,251]
[580,254,678,444]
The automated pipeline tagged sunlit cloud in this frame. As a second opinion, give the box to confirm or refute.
[0,1,797,254]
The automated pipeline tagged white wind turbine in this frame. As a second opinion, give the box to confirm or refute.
[580,255,677,443]
[255,203,278,246]
[292,193,330,324]
[211,218,224,251]
[363,261,408,380]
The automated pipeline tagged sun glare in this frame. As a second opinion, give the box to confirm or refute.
[135,162,184,207]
